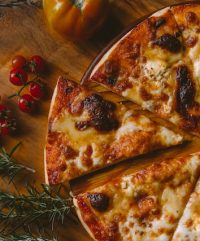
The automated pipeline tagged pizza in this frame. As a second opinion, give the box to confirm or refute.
[45,77,184,184]
[86,4,200,136]
[172,177,200,241]
[45,2,200,240]
[73,152,200,241]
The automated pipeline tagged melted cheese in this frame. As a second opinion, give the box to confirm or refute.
[143,59,168,81]
[116,112,154,139]
[90,143,104,167]
[52,110,112,148]
[119,209,176,241]
[75,152,200,241]
[49,96,183,181]
[172,178,200,241]
[155,126,183,146]
[121,56,177,118]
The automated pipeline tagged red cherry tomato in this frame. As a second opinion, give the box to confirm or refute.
[0,119,11,135]
[0,104,8,113]
[18,94,36,113]
[10,68,28,86]
[12,55,27,69]
[29,55,45,74]
[29,81,45,99]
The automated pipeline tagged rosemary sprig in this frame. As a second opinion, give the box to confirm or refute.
[0,143,35,182]
[0,234,57,241]
[0,184,77,234]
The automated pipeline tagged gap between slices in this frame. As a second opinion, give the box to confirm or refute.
[86,4,200,137]
[73,151,200,241]
[44,77,185,185]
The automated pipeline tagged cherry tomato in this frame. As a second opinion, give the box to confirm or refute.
[0,120,11,135]
[29,81,45,99]
[18,94,36,113]
[29,55,45,74]
[12,55,27,69]
[0,119,16,136]
[0,104,8,114]
[10,68,28,86]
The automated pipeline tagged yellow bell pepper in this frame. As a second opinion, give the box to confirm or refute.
[43,0,110,40]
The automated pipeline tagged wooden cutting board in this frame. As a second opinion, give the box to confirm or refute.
[0,0,197,240]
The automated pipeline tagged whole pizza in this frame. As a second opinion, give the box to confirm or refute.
[45,2,200,241]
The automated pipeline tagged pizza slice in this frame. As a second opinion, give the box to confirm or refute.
[86,6,200,135]
[45,77,184,184]
[172,177,200,241]
[73,152,200,241]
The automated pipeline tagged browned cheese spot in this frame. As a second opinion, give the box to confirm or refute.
[88,193,110,212]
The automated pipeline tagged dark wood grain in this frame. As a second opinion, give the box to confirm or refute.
[0,0,196,240]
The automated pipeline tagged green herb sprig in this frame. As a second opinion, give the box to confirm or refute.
[0,143,35,182]
[0,234,57,241]
[0,184,77,235]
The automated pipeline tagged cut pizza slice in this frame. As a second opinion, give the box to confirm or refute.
[87,5,200,135]
[74,152,200,241]
[45,77,184,184]
[172,177,200,241]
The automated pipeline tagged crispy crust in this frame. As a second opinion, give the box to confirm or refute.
[74,198,98,241]
[74,196,116,241]
[74,152,200,241]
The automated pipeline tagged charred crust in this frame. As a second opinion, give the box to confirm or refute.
[153,33,181,53]
[76,196,116,241]
[154,17,166,29]
[88,193,109,212]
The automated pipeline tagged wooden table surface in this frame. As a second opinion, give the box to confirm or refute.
[0,0,196,240]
